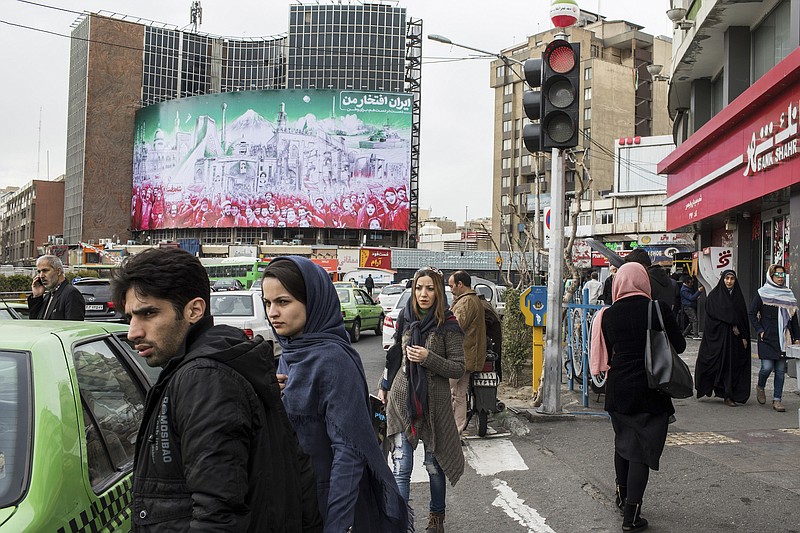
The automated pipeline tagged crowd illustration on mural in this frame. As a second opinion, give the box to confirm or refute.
[132,90,412,231]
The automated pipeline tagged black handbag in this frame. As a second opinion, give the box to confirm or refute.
[645,301,693,399]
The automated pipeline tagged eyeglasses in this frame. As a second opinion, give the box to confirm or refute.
[415,267,443,278]
[773,271,786,278]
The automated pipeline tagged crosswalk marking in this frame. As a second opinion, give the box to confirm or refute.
[463,438,529,476]
[491,479,556,533]
[388,430,529,482]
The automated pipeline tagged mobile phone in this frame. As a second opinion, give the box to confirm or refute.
[34,277,43,286]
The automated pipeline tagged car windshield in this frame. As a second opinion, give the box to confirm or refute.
[211,295,255,317]
[380,285,404,296]
[336,289,351,304]
[0,351,32,507]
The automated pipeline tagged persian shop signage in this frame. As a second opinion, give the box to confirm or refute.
[744,101,800,176]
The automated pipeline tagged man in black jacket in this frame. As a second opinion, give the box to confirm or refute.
[28,254,85,320]
[113,248,321,532]
[624,248,676,309]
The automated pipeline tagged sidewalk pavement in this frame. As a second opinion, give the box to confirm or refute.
[497,337,800,530]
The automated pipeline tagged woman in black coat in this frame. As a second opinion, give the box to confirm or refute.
[748,264,800,412]
[695,270,751,406]
[590,262,686,532]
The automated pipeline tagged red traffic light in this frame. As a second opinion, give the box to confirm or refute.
[545,41,576,73]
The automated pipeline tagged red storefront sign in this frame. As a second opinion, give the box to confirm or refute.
[660,47,800,230]
[359,247,391,270]
[311,258,338,273]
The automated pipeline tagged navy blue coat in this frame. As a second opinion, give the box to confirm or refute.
[748,294,800,360]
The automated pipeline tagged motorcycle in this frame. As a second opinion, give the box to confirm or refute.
[466,348,505,437]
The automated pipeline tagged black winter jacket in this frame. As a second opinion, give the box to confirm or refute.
[132,317,322,532]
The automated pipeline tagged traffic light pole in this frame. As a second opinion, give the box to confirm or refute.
[539,147,564,415]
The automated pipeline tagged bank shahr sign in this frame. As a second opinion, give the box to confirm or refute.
[132,89,412,232]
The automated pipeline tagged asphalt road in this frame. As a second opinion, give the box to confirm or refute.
[352,336,800,532]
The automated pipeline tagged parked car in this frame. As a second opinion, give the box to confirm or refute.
[375,284,406,313]
[336,286,383,343]
[0,320,159,532]
[333,280,357,289]
[0,305,23,319]
[210,278,245,292]
[73,278,126,323]
[381,287,453,350]
[210,290,278,353]
[472,277,508,318]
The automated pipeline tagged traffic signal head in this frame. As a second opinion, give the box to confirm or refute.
[541,39,580,150]
[521,58,543,153]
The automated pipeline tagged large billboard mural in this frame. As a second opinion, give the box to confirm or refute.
[132,89,412,231]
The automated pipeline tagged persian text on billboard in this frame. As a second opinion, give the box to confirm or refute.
[132,90,412,231]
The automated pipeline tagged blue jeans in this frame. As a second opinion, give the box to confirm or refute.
[391,433,447,514]
[757,358,787,400]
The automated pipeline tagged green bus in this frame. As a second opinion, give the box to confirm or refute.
[200,257,270,289]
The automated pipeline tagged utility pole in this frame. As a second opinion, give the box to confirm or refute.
[539,147,564,414]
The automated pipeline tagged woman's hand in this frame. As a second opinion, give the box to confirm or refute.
[377,388,387,404]
[276,373,288,395]
[732,326,740,336]
[406,344,429,364]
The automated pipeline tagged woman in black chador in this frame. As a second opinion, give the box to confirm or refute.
[695,270,751,406]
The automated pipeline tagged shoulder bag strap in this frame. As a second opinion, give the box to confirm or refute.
[653,300,667,331]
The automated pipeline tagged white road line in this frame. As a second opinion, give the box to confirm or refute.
[491,479,556,533]
[464,438,529,476]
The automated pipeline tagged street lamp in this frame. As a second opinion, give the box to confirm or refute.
[427,34,525,70]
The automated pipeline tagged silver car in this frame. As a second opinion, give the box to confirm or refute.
[375,284,406,313]
[210,290,278,353]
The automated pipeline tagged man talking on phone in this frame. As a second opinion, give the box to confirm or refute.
[28,255,85,320]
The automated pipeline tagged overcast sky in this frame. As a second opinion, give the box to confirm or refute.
[0,0,670,224]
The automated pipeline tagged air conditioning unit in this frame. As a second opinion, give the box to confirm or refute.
[54,237,65,245]
[259,240,268,246]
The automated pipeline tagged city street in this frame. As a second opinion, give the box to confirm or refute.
[354,334,800,532]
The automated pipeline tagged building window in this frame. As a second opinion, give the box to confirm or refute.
[503,120,512,133]
[503,83,513,96]
[584,66,592,80]
[584,87,591,101]
[503,101,513,114]
[617,207,638,224]
[584,107,591,121]
[521,154,531,167]
[577,212,591,226]
[753,0,792,79]
[596,210,613,224]
[496,65,507,78]
[641,206,664,224]
[583,127,591,143]
[501,195,509,207]
[502,158,511,170]
[502,138,512,151]
[590,44,599,58]
[501,176,510,188]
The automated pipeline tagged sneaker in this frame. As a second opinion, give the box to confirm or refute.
[773,400,786,412]
[756,386,766,405]
[692,336,702,340]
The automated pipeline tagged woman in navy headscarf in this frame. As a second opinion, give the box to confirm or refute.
[261,257,410,532]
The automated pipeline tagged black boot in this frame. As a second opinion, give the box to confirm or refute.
[622,502,648,531]
[425,512,445,533]
[615,482,627,513]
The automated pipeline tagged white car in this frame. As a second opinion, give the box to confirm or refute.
[381,287,453,350]
[210,290,279,353]
[375,284,406,313]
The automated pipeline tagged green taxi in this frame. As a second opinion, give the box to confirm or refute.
[336,286,384,343]
[0,321,159,532]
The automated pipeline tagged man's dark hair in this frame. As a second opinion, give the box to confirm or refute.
[112,247,211,318]
[451,270,471,287]
[262,258,307,305]
[590,271,599,280]
[624,248,652,267]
